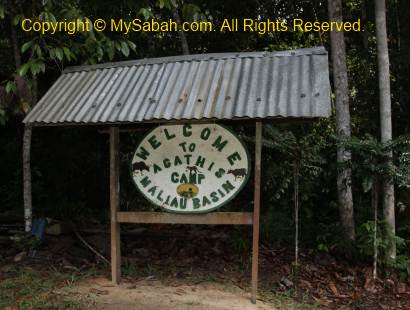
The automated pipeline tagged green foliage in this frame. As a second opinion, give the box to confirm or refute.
[392,255,410,283]
[0,4,4,19]
[355,220,388,259]
[182,4,202,21]
[21,41,32,53]
[228,228,251,253]
[122,260,140,277]
[313,222,353,254]
[158,0,171,10]
[139,7,154,19]
[392,224,410,282]
[356,219,410,281]
[241,119,339,250]
[17,60,46,76]
[0,0,409,282]
[315,227,336,253]
[5,80,16,93]
[339,134,410,190]
[13,232,41,251]
[0,106,6,125]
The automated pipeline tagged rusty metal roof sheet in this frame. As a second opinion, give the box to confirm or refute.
[23,47,331,126]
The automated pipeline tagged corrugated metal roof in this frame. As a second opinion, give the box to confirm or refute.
[23,47,331,126]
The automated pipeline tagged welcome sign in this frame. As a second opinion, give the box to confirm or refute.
[131,124,250,213]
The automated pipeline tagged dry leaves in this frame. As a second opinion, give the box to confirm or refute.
[89,288,109,295]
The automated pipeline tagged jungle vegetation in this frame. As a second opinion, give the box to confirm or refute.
[0,0,409,281]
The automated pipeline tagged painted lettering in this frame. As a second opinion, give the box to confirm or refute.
[227,151,241,165]
[212,135,228,152]
[200,127,211,140]
[136,146,150,160]
[148,135,161,149]
[164,128,176,140]
[195,156,205,167]
[183,124,192,137]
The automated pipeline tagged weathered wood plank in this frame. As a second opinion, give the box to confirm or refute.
[116,212,253,225]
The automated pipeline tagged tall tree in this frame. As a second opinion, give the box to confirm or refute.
[22,124,32,232]
[2,1,137,231]
[171,4,189,55]
[328,0,355,241]
[375,0,396,261]
[8,4,34,232]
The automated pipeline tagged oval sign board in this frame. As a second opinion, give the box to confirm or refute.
[131,124,250,213]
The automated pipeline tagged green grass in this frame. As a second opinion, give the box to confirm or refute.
[259,288,321,310]
[0,266,92,309]
[122,260,163,278]
[0,264,319,309]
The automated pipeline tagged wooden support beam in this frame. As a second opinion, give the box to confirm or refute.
[251,121,262,304]
[99,128,149,134]
[117,212,253,225]
[110,127,121,284]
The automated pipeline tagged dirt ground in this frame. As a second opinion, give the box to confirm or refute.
[2,225,410,309]
[64,276,275,310]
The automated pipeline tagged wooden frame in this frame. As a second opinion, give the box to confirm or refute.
[109,121,263,303]
[117,211,253,225]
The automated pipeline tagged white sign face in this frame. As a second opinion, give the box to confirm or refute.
[131,124,250,213]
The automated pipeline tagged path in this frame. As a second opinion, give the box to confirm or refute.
[64,276,275,310]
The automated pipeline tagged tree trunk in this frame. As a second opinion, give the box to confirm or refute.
[23,125,33,232]
[172,6,189,55]
[361,2,369,51]
[328,0,355,241]
[10,12,34,233]
[375,0,396,261]
[294,156,300,267]
[10,18,21,69]
[23,77,37,232]
[372,179,380,280]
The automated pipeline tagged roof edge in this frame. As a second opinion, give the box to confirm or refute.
[63,46,327,73]
[24,115,330,126]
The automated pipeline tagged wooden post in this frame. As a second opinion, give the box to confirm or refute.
[110,127,121,284]
[251,121,262,304]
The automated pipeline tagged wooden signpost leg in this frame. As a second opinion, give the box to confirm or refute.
[110,127,121,284]
[251,121,262,304]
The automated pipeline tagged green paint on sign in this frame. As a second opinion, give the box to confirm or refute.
[140,176,151,188]
[148,185,157,196]
[153,164,162,173]
[131,124,250,214]
[183,124,192,137]
[164,128,176,140]
[212,135,228,152]
[148,135,161,149]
